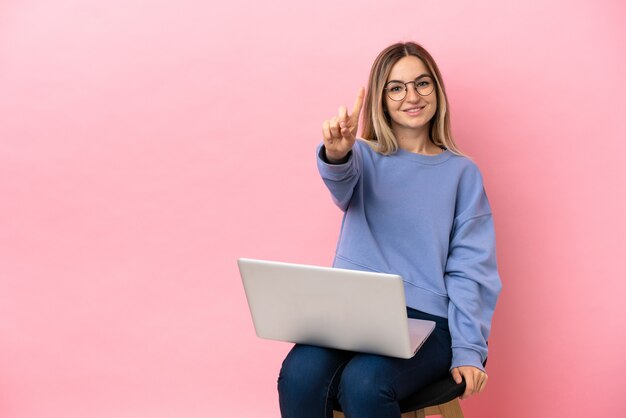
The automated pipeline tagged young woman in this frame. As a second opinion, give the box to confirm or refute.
[277,41,502,418]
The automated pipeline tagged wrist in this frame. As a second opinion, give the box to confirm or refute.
[324,147,350,164]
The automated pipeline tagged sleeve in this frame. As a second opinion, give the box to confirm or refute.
[444,164,502,372]
[316,141,363,212]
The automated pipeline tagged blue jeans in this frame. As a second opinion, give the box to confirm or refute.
[277,308,452,418]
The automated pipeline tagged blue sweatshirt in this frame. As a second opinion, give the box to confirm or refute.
[317,139,502,371]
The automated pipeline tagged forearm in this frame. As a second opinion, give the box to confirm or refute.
[316,142,361,211]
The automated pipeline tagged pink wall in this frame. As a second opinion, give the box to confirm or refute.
[1,0,625,417]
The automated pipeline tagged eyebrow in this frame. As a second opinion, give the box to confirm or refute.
[386,73,433,83]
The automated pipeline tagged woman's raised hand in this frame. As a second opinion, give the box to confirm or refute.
[322,87,365,163]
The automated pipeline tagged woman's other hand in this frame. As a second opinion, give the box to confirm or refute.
[322,87,364,163]
[451,366,488,400]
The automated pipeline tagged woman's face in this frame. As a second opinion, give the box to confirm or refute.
[384,56,437,135]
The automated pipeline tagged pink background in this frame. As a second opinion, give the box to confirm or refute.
[1,0,625,417]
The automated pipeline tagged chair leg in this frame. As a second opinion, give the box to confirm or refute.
[335,398,462,418]
[422,405,439,416]
[412,409,425,418]
[337,410,419,417]
[438,398,464,418]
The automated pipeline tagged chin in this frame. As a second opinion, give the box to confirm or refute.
[401,119,430,129]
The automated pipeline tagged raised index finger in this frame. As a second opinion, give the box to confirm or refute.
[349,87,365,124]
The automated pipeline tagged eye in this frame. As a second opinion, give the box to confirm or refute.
[387,83,404,92]
[417,80,431,88]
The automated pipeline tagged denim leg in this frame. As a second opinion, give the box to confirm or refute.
[337,326,452,418]
[278,344,354,418]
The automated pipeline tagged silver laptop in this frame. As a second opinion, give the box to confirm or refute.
[237,258,435,359]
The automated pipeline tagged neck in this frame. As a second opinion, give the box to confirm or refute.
[393,125,440,154]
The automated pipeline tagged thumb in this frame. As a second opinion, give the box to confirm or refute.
[338,106,348,123]
[451,368,463,384]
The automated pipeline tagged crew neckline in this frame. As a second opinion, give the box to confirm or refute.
[394,147,453,165]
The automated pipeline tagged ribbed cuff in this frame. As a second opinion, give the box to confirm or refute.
[450,347,485,372]
[317,144,352,166]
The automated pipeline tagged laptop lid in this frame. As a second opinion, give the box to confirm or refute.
[238,258,435,359]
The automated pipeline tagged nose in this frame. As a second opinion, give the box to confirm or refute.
[404,83,420,102]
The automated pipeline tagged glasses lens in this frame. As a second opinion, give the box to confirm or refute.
[416,77,435,96]
[386,82,406,101]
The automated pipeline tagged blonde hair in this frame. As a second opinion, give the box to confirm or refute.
[361,42,467,157]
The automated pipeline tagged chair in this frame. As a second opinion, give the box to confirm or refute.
[332,374,467,418]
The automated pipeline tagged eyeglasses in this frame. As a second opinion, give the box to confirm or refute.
[384,76,435,101]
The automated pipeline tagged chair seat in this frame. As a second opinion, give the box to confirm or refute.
[332,376,466,413]
[398,376,465,412]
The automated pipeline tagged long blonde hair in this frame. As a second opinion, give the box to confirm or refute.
[361,42,466,157]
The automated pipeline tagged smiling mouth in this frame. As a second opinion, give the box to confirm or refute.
[403,106,425,115]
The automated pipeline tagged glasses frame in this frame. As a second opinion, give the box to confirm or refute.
[384,76,436,101]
